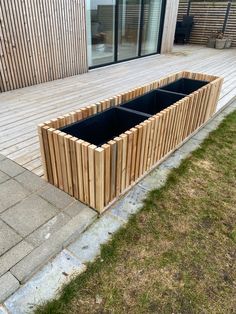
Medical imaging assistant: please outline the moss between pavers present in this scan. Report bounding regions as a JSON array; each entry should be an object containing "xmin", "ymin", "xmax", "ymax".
[{"xmin": 35, "ymin": 110, "xmax": 236, "ymax": 314}]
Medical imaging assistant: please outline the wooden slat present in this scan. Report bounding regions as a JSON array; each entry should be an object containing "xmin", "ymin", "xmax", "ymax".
[
  {"xmin": 88, "ymin": 144, "xmax": 96, "ymax": 209},
  {"xmin": 0, "ymin": 0, "xmax": 88, "ymax": 92},
  {"xmin": 178, "ymin": 1, "xmax": 236, "ymax": 47},
  {"xmin": 161, "ymin": 0, "xmax": 180, "ymax": 53},
  {"xmin": 95, "ymin": 147, "xmax": 105, "ymax": 212}
]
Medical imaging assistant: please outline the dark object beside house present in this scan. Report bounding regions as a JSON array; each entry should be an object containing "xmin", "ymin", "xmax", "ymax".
[
  {"xmin": 60, "ymin": 107, "xmax": 149, "ymax": 146},
  {"xmin": 160, "ymin": 78, "xmax": 208, "ymax": 94},
  {"xmin": 175, "ymin": 15, "xmax": 194, "ymax": 44},
  {"xmin": 121, "ymin": 89, "xmax": 186, "ymax": 115}
]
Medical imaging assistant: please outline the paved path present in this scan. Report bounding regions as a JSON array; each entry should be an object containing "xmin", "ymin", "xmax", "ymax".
[
  {"xmin": 0, "ymin": 97, "xmax": 235, "ymax": 313},
  {"xmin": 0, "ymin": 157, "xmax": 97, "ymax": 303}
]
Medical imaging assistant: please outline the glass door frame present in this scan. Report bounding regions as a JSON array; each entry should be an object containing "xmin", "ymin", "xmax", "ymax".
[{"xmin": 89, "ymin": 0, "xmax": 167, "ymax": 69}]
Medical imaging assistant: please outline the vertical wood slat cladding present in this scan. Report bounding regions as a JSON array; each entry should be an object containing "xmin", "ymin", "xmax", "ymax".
[
  {"xmin": 161, "ymin": 0, "xmax": 180, "ymax": 53},
  {"xmin": 0, "ymin": 0, "xmax": 88, "ymax": 93},
  {"xmin": 38, "ymin": 71, "xmax": 223, "ymax": 213},
  {"xmin": 178, "ymin": 0, "xmax": 236, "ymax": 47},
  {"xmin": 225, "ymin": 2, "xmax": 236, "ymax": 46}
]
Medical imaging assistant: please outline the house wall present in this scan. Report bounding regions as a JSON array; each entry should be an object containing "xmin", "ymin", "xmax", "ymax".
[
  {"xmin": 161, "ymin": 0, "xmax": 180, "ymax": 53},
  {"xmin": 0, "ymin": 0, "xmax": 88, "ymax": 92},
  {"xmin": 178, "ymin": 0, "xmax": 236, "ymax": 47},
  {"xmin": 0, "ymin": 0, "xmax": 178, "ymax": 93}
]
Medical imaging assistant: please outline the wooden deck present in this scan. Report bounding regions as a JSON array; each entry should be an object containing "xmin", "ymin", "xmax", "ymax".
[{"xmin": 0, "ymin": 45, "xmax": 235, "ymax": 177}]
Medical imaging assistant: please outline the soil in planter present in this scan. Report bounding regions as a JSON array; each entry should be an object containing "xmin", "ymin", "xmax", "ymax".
[
  {"xmin": 60, "ymin": 107, "xmax": 149, "ymax": 146},
  {"xmin": 160, "ymin": 78, "xmax": 208, "ymax": 95},
  {"xmin": 121, "ymin": 89, "xmax": 186, "ymax": 115}
]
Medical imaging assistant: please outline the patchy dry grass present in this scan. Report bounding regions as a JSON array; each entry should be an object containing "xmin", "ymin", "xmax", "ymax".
[{"xmin": 36, "ymin": 110, "xmax": 236, "ymax": 314}]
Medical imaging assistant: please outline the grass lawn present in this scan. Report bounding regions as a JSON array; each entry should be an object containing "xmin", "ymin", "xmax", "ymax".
[{"xmin": 36, "ymin": 110, "xmax": 236, "ymax": 314}]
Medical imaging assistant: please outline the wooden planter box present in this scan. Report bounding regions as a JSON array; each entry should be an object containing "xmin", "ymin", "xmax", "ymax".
[{"xmin": 38, "ymin": 71, "xmax": 223, "ymax": 213}]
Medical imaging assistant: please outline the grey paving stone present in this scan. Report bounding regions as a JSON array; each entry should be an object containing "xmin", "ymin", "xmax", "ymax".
[
  {"xmin": 0, "ymin": 159, "xmax": 24, "ymax": 177},
  {"xmin": 11, "ymin": 208, "xmax": 97, "ymax": 283},
  {"xmin": 0, "ymin": 155, "xmax": 6, "ymax": 162},
  {"xmin": 0, "ymin": 241, "xmax": 33, "ymax": 277},
  {"xmin": 63, "ymin": 200, "xmax": 90, "ymax": 218},
  {"xmin": 0, "ymin": 305, "xmax": 9, "ymax": 314},
  {"xmin": 5, "ymin": 250, "xmax": 86, "ymax": 314},
  {"xmin": 0, "ymin": 272, "xmax": 19, "ymax": 303},
  {"xmin": 0, "ymin": 221, "xmax": 22, "ymax": 256},
  {"xmin": 0, "ymin": 171, "xmax": 10, "ymax": 184},
  {"xmin": 1, "ymin": 195, "xmax": 58, "ymax": 237},
  {"xmin": 68, "ymin": 213, "xmax": 124, "ymax": 263},
  {"xmin": 26, "ymin": 212, "xmax": 71, "ymax": 247},
  {"xmin": 38, "ymin": 185, "xmax": 74, "ymax": 210},
  {"xmin": 0, "ymin": 180, "xmax": 30, "ymax": 213},
  {"xmin": 15, "ymin": 171, "xmax": 47, "ymax": 192}
]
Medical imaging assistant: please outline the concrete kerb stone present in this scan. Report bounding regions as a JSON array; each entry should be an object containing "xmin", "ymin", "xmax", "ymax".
[
  {"xmin": 68, "ymin": 213, "xmax": 125, "ymax": 264},
  {"xmin": 5, "ymin": 251, "xmax": 86, "ymax": 314}
]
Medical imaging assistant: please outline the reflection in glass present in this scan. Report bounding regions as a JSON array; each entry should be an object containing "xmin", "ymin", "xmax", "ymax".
[
  {"xmin": 141, "ymin": 0, "xmax": 163, "ymax": 56},
  {"xmin": 118, "ymin": 0, "xmax": 141, "ymax": 61},
  {"xmin": 86, "ymin": 0, "xmax": 115, "ymax": 66}
]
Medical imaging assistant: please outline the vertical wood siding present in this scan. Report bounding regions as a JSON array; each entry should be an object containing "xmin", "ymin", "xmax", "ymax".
[
  {"xmin": 178, "ymin": 0, "xmax": 236, "ymax": 47},
  {"xmin": 225, "ymin": 1, "xmax": 236, "ymax": 45},
  {"xmin": 161, "ymin": 0, "xmax": 180, "ymax": 53},
  {"xmin": 0, "ymin": 0, "xmax": 88, "ymax": 93}
]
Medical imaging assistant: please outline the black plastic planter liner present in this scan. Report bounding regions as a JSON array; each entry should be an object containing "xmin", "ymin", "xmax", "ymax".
[
  {"xmin": 160, "ymin": 78, "xmax": 208, "ymax": 94},
  {"xmin": 121, "ymin": 89, "xmax": 186, "ymax": 115},
  {"xmin": 60, "ymin": 107, "xmax": 149, "ymax": 146},
  {"xmin": 59, "ymin": 78, "xmax": 209, "ymax": 147}
]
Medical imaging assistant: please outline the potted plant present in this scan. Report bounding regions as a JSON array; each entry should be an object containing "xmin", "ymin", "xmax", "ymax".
[
  {"xmin": 225, "ymin": 37, "xmax": 232, "ymax": 49},
  {"xmin": 215, "ymin": 31, "xmax": 227, "ymax": 49},
  {"xmin": 207, "ymin": 31, "xmax": 217, "ymax": 48}
]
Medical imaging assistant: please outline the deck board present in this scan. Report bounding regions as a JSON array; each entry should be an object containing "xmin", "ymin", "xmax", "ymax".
[{"xmin": 0, "ymin": 45, "xmax": 235, "ymax": 176}]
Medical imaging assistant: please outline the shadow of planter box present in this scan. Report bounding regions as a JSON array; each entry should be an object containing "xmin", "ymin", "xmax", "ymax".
[
  {"xmin": 160, "ymin": 78, "xmax": 208, "ymax": 94},
  {"xmin": 38, "ymin": 71, "xmax": 223, "ymax": 213},
  {"xmin": 121, "ymin": 89, "xmax": 186, "ymax": 115},
  {"xmin": 60, "ymin": 107, "xmax": 150, "ymax": 147}
]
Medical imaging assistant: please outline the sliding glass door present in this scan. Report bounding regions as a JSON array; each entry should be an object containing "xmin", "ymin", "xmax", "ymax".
[
  {"xmin": 141, "ymin": 0, "xmax": 163, "ymax": 56},
  {"xmin": 86, "ymin": 0, "xmax": 115, "ymax": 67},
  {"xmin": 118, "ymin": 0, "xmax": 141, "ymax": 61},
  {"xmin": 86, "ymin": 0, "xmax": 165, "ymax": 68}
]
